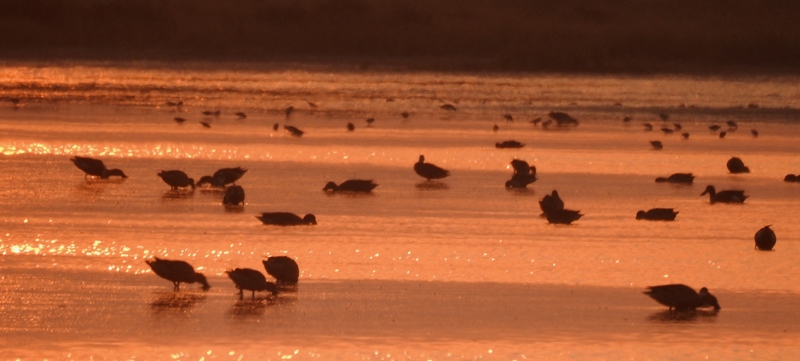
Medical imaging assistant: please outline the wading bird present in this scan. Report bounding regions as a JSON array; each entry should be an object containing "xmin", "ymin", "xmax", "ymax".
[
  {"xmin": 145, "ymin": 258, "xmax": 210, "ymax": 291},
  {"xmin": 643, "ymin": 284, "xmax": 720, "ymax": 311}
]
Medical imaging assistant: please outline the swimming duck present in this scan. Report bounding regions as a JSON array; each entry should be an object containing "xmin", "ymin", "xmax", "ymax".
[
  {"xmin": 255, "ymin": 212, "xmax": 317, "ymax": 226},
  {"xmin": 323, "ymin": 179, "xmax": 378, "ymax": 192},
  {"xmin": 700, "ymin": 185, "xmax": 748, "ymax": 204},
  {"xmin": 636, "ymin": 208, "xmax": 678, "ymax": 221},
  {"xmin": 655, "ymin": 173, "xmax": 694, "ymax": 184},
  {"xmin": 414, "ymin": 155, "xmax": 450, "ymax": 180},
  {"xmin": 226, "ymin": 268, "xmax": 279, "ymax": 300},
  {"xmin": 223, "ymin": 185, "xmax": 245, "ymax": 206},
  {"xmin": 197, "ymin": 167, "xmax": 247, "ymax": 187},
  {"xmin": 545, "ymin": 208, "xmax": 583, "ymax": 225},
  {"xmin": 145, "ymin": 258, "xmax": 210, "ymax": 291},
  {"xmin": 496, "ymin": 140, "xmax": 525, "ymax": 149},
  {"xmin": 157, "ymin": 170, "xmax": 195, "ymax": 190},
  {"xmin": 539, "ymin": 190, "xmax": 564, "ymax": 215},
  {"xmin": 754, "ymin": 225, "xmax": 776, "ymax": 251},
  {"xmin": 70, "ymin": 156, "xmax": 128, "ymax": 179},
  {"xmin": 262, "ymin": 256, "xmax": 300, "ymax": 285},
  {"xmin": 643, "ymin": 284, "xmax": 720, "ymax": 311}
]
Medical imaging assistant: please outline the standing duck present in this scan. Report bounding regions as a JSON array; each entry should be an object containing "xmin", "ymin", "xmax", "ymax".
[
  {"xmin": 754, "ymin": 225, "xmax": 777, "ymax": 251},
  {"xmin": 644, "ymin": 284, "xmax": 721, "ymax": 311},
  {"xmin": 636, "ymin": 208, "xmax": 678, "ymax": 221},
  {"xmin": 262, "ymin": 256, "xmax": 300, "ymax": 285},
  {"xmin": 226, "ymin": 268, "xmax": 279, "ymax": 300},
  {"xmin": 323, "ymin": 179, "xmax": 378, "ymax": 192},
  {"xmin": 414, "ymin": 155, "xmax": 450, "ymax": 180},
  {"xmin": 70, "ymin": 156, "xmax": 127, "ymax": 179},
  {"xmin": 700, "ymin": 185, "xmax": 748, "ymax": 204},
  {"xmin": 157, "ymin": 170, "xmax": 195, "ymax": 190},
  {"xmin": 145, "ymin": 258, "xmax": 210, "ymax": 291}
]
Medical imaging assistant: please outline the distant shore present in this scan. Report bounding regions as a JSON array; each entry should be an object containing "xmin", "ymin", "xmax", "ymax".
[{"xmin": 1, "ymin": 0, "xmax": 798, "ymax": 75}]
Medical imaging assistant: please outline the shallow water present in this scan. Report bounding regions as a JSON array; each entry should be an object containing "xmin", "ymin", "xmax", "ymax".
[{"xmin": 1, "ymin": 63, "xmax": 800, "ymax": 359}]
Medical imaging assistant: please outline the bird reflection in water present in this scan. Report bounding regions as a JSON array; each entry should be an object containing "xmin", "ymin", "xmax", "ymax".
[
  {"xmin": 150, "ymin": 292, "xmax": 205, "ymax": 312},
  {"xmin": 415, "ymin": 181, "xmax": 449, "ymax": 190},
  {"xmin": 648, "ymin": 309, "xmax": 719, "ymax": 323},
  {"xmin": 161, "ymin": 189, "xmax": 194, "ymax": 200},
  {"xmin": 229, "ymin": 296, "xmax": 295, "ymax": 316}
]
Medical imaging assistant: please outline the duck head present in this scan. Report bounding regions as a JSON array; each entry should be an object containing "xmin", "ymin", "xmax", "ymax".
[
  {"xmin": 698, "ymin": 287, "xmax": 721, "ymax": 310},
  {"xmin": 195, "ymin": 273, "xmax": 210, "ymax": 291},
  {"xmin": 700, "ymin": 185, "xmax": 716, "ymax": 196},
  {"xmin": 303, "ymin": 214, "xmax": 317, "ymax": 225},
  {"xmin": 322, "ymin": 182, "xmax": 338, "ymax": 191}
]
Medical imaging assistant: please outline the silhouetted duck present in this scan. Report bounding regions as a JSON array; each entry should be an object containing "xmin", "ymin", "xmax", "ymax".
[
  {"xmin": 158, "ymin": 170, "xmax": 195, "ymax": 190},
  {"xmin": 545, "ymin": 209, "xmax": 583, "ymax": 225},
  {"xmin": 262, "ymin": 256, "xmax": 300, "ymax": 285},
  {"xmin": 636, "ymin": 208, "xmax": 678, "ymax": 221},
  {"xmin": 414, "ymin": 155, "xmax": 450, "ymax": 180},
  {"xmin": 548, "ymin": 111, "xmax": 579, "ymax": 126},
  {"xmin": 223, "ymin": 185, "xmax": 245, "ymax": 206},
  {"xmin": 226, "ymin": 268, "xmax": 278, "ymax": 300},
  {"xmin": 754, "ymin": 225, "xmax": 776, "ymax": 251},
  {"xmin": 726, "ymin": 157, "xmax": 750, "ymax": 173},
  {"xmin": 323, "ymin": 179, "xmax": 378, "ymax": 192},
  {"xmin": 401, "ymin": 111, "xmax": 410, "ymax": 119},
  {"xmin": 784, "ymin": 174, "xmax": 799, "ymax": 182},
  {"xmin": 623, "ymin": 116, "xmax": 632, "ymax": 123},
  {"xmin": 70, "ymin": 156, "xmax": 128, "ymax": 179},
  {"xmin": 655, "ymin": 173, "xmax": 694, "ymax": 184},
  {"xmin": 539, "ymin": 190, "xmax": 564, "ymax": 215},
  {"xmin": 650, "ymin": 141, "xmax": 663, "ymax": 150},
  {"xmin": 347, "ymin": 122, "xmax": 355, "ymax": 131},
  {"xmin": 197, "ymin": 167, "xmax": 247, "ymax": 187},
  {"xmin": 506, "ymin": 159, "xmax": 536, "ymax": 188},
  {"xmin": 145, "ymin": 258, "xmax": 210, "ymax": 291},
  {"xmin": 285, "ymin": 125, "xmax": 304, "ymax": 137},
  {"xmin": 643, "ymin": 284, "xmax": 720, "ymax": 311},
  {"xmin": 256, "ymin": 212, "xmax": 317, "ymax": 226},
  {"xmin": 496, "ymin": 140, "xmax": 525, "ymax": 149},
  {"xmin": 701, "ymin": 185, "xmax": 748, "ymax": 204}
]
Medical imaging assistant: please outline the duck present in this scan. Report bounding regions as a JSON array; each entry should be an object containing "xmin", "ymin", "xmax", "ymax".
[
  {"xmin": 539, "ymin": 190, "xmax": 564, "ymax": 215},
  {"xmin": 414, "ymin": 155, "xmax": 450, "ymax": 180},
  {"xmin": 347, "ymin": 122, "xmax": 355, "ymax": 131},
  {"xmin": 700, "ymin": 185, "xmax": 748, "ymax": 204},
  {"xmin": 636, "ymin": 208, "xmax": 678, "ymax": 221},
  {"xmin": 145, "ymin": 258, "xmax": 210, "ymax": 291},
  {"xmin": 70, "ymin": 156, "xmax": 128, "ymax": 179},
  {"xmin": 643, "ymin": 284, "xmax": 721, "ymax": 311},
  {"xmin": 545, "ymin": 209, "xmax": 583, "ymax": 225},
  {"xmin": 783, "ymin": 174, "xmax": 798, "ymax": 182},
  {"xmin": 323, "ymin": 179, "xmax": 378, "ymax": 192},
  {"xmin": 226, "ymin": 268, "xmax": 278, "ymax": 300},
  {"xmin": 506, "ymin": 159, "xmax": 536, "ymax": 188},
  {"xmin": 440, "ymin": 104, "xmax": 457, "ymax": 111},
  {"xmin": 650, "ymin": 140, "xmax": 663, "ymax": 150},
  {"xmin": 157, "ymin": 170, "xmax": 195, "ymax": 190},
  {"xmin": 255, "ymin": 212, "xmax": 317, "ymax": 226},
  {"xmin": 655, "ymin": 173, "xmax": 694, "ymax": 184},
  {"xmin": 234, "ymin": 112, "xmax": 247, "ymax": 119},
  {"xmin": 284, "ymin": 125, "xmax": 304, "ymax": 137},
  {"xmin": 495, "ymin": 140, "xmax": 525, "ymax": 149},
  {"xmin": 197, "ymin": 167, "xmax": 247, "ymax": 187},
  {"xmin": 754, "ymin": 225, "xmax": 776, "ymax": 251},
  {"xmin": 262, "ymin": 256, "xmax": 300, "ymax": 285},
  {"xmin": 223, "ymin": 185, "xmax": 245, "ymax": 206},
  {"xmin": 548, "ymin": 111, "xmax": 579, "ymax": 126}
]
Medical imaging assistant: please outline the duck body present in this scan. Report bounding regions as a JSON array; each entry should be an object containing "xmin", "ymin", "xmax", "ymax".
[
  {"xmin": 754, "ymin": 225, "xmax": 776, "ymax": 251},
  {"xmin": 727, "ymin": 157, "xmax": 750, "ymax": 173},
  {"xmin": 158, "ymin": 170, "xmax": 195, "ymax": 190},
  {"xmin": 145, "ymin": 258, "xmax": 210, "ymax": 291},
  {"xmin": 71, "ymin": 156, "xmax": 128, "ymax": 179},
  {"xmin": 545, "ymin": 208, "xmax": 583, "ymax": 225},
  {"xmin": 226, "ymin": 268, "xmax": 279, "ymax": 300},
  {"xmin": 262, "ymin": 256, "xmax": 300, "ymax": 285},
  {"xmin": 655, "ymin": 173, "xmax": 694, "ymax": 184},
  {"xmin": 644, "ymin": 284, "xmax": 721, "ymax": 311},
  {"xmin": 323, "ymin": 179, "xmax": 378, "ymax": 192},
  {"xmin": 539, "ymin": 190, "xmax": 564, "ymax": 215},
  {"xmin": 285, "ymin": 125, "xmax": 304, "ymax": 137},
  {"xmin": 256, "ymin": 212, "xmax": 317, "ymax": 226},
  {"xmin": 414, "ymin": 155, "xmax": 450, "ymax": 180},
  {"xmin": 701, "ymin": 185, "xmax": 748, "ymax": 204},
  {"xmin": 197, "ymin": 167, "xmax": 247, "ymax": 187},
  {"xmin": 636, "ymin": 208, "xmax": 678, "ymax": 221},
  {"xmin": 223, "ymin": 185, "xmax": 245, "ymax": 206}
]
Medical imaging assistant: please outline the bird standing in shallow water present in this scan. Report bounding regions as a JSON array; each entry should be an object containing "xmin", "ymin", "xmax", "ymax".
[
  {"xmin": 145, "ymin": 258, "xmax": 210, "ymax": 291},
  {"xmin": 70, "ymin": 156, "xmax": 128, "ymax": 179},
  {"xmin": 414, "ymin": 155, "xmax": 450, "ymax": 181},
  {"xmin": 197, "ymin": 167, "xmax": 247, "ymax": 188},
  {"xmin": 158, "ymin": 170, "xmax": 195, "ymax": 190},
  {"xmin": 262, "ymin": 256, "xmax": 300, "ymax": 285},
  {"xmin": 496, "ymin": 140, "xmax": 525, "ymax": 149},
  {"xmin": 754, "ymin": 225, "xmax": 776, "ymax": 251},
  {"xmin": 643, "ymin": 284, "xmax": 720, "ymax": 311},
  {"xmin": 226, "ymin": 268, "xmax": 279, "ymax": 300}
]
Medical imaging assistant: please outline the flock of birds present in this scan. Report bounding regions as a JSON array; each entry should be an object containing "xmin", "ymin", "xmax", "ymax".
[{"xmin": 65, "ymin": 102, "xmax": 793, "ymax": 312}]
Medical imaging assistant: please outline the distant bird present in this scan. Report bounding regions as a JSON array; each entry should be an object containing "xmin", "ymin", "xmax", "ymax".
[
  {"xmin": 306, "ymin": 101, "xmax": 318, "ymax": 109},
  {"xmin": 285, "ymin": 125, "xmax": 304, "ymax": 137},
  {"xmin": 199, "ymin": 121, "xmax": 211, "ymax": 128},
  {"xmin": 262, "ymin": 256, "xmax": 300, "ymax": 285},
  {"xmin": 197, "ymin": 167, "xmax": 247, "ymax": 187},
  {"xmin": 719, "ymin": 131, "xmax": 727, "ymax": 139},
  {"xmin": 541, "ymin": 119, "xmax": 553, "ymax": 129},
  {"xmin": 681, "ymin": 132, "xmax": 690, "ymax": 139},
  {"xmin": 531, "ymin": 117, "xmax": 542, "ymax": 126},
  {"xmin": 414, "ymin": 155, "xmax": 450, "ymax": 180},
  {"xmin": 726, "ymin": 120, "xmax": 738, "ymax": 130},
  {"xmin": 701, "ymin": 185, "xmax": 748, "ymax": 204},
  {"xmin": 173, "ymin": 117, "xmax": 187, "ymax": 124},
  {"xmin": 539, "ymin": 190, "xmax": 564, "ymax": 215},
  {"xmin": 255, "ymin": 212, "xmax": 317, "ymax": 226},
  {"xmin": 323, "ymin": 179, "xmax": 378, "ymax": 192},
  {"xmin": 285, "ymin": 106, "xmax": 295, "ymax": 118},
  {"xmin": 784, "ymin": 174, "xmax": 799, "ymax": 182},
  {"xmin": 655, "ymin": 173, "xmax": 694, "ymax": 184},
  {"xmin": 347, "ymin": 122, "xmax": 355, "ymax": 131},
  {"xmin": 493, "ymin": 124, "xmax": 499, "ymax": 132},
  {"xmin": 158, "ymin": 170, "xmax": 195, "ymax": 190},
  {"xmin": 226, "ymin": 268, "xmax": 278, "ymax": 300},
  {"xmin": 503, "ymin": 114, "xmax": 513, "ymax": 122},
  {"xmin": 650, "ymin": 140, "xmax": 663, "ymax": 150},
  {"xmin": 545, "ymin": 209, "xmax": 583, "ymax": 225},
  {"xmin": 754, "ymin": 225, "xmax": 776, "ymax": 251},
  {"xmin": 165, "ymin": 100, "xmax": 183, "ymax": 108},
  {"xmin": 660, "ymin": 127, "xmax": 674, "ymax": 135},
  {"xmin": 726, "ymin": 157, "xmax": 750, "ymax": 173},
  {"xmin": 145, "ymin": 258, "xmax": 210, "ymax": 291},
  {"xmin": 401, "ymin": 111, "xmax": 410, "ymax": 119},
  {"xmin": 673, "ymin": 123, "xmax": 682, "ymax": 131},
  {"xmin": 505, "ymin": 159, "xmax": 536, "ymax": 188},
  {"xmin": 440, "ymin": 104, "xmax": 457, "ymax": 111},
  {"xmin": 495, "ymin": 140, "xmax": 525, "ymax": 149},
  {"xmin": 658, "ymin": 112, "xmax": 669, "ymax": 121},
  {"xmin": 636, "ymin": 208, "xmax": 678, "ymax": 221},
  {"xmin": 548, "ymin": 111, "xmax": 579, "ymax": 126},
  {"xmin": 70, "ymin": 156, "xmax": 128, "ymax": 179},
  {"xmin": 366, "ymin": 118, "xmax": 375, "ymax": 126},
  {"xmin": 751, "ymin": 129, "xmax": 759, "ymax": 138},
  {"xmin": 643, "ymin": 123, "xmax": 653, "ymax": 131},
  {"xmin": 201, "ymin": 110, "xmax": 220, "ymax": 117},
  {"xmin": 643, "ymin": 284, "xmax": 720, "ymax": 311},
  {"xmin": 709, "ymin": 124, "xmax": 721, "ymax": 132},
  {"xmin": 623, "ymin": 116, "xmax": 632, "ymax": 123},
  {"xmin": 223, "ymin": 185, "xmax": 245, "ymax": 206},
  {"xmin": 272, "ymin": 123, "xmax": 279, "ymax": 131},
  {"xmin": 235, "ymin": 112, "xmax": 247, "ymax": 119}
]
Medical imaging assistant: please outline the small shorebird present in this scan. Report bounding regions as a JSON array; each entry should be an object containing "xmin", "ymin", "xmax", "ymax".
[
  {"xmin": 655, "ymin": 173, "xmax": 694, "ymax": 184},
  {"xmin": 234, "ymin": 112, "xmax": 247, "ymax": 119},
  {"xmin": 636, "ymin": 208, "xmax": 678, "ymax": 221},
  {"xmin": 145, "ymin": 258, "xmax": 210, "ymax": 291},
  {"xmin": 495, "ymin": 140, "xmax": 525, "ymax": 149},
  {"xmin": 173, "ymin": 117, "xmax": 187, "ymax": 124},
  {"xmin": 197, "ymin": 167, "xmax": 247, "ymax": 187}
]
